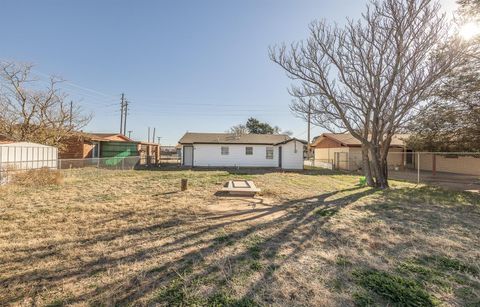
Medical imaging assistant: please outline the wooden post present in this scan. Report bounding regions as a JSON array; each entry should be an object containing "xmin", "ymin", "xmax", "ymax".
[
  {"xmin": 432, "ymin": 154, "xmax": 436, "ymax": 176},
  {"xmin": 417, "ymin": 152, "xmax": 420, "ymax": 184},
  {"xmin": 181, "ymin": 179, "xmax": 188, "ymax": 191}
]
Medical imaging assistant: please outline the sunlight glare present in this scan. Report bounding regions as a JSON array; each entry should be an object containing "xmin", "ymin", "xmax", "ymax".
[{"xmin": 460, "ymin": 22, "xmax": 480, "ymax": 40}]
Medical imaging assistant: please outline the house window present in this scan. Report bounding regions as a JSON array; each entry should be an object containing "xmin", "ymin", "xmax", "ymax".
[
  {"xmin": 221, "ymin": 146, "xmax": 229, "ymax": 155},
  {"xmin": 266, "ymin": 147, "xmax": 274, "ymax": 159},
  {"xmin": 245, "ymin": 147, "xmax": 253, "ymax": 155}
]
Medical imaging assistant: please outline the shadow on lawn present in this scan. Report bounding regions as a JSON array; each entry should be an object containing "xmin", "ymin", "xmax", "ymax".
[
  {"xmin": 95, "ymin": 186, "xmax": 375, "ymax": 306},
  {"xmin": 1, "ymin": 186, "xmax": 372, "ymax": 306},
  {"xmin": 6, "ymin": 185, "xmax": 478, "ymax": 305},
  {"xmin": 359, "ymin": 187, "xmax": 480, "ymax": 251}
]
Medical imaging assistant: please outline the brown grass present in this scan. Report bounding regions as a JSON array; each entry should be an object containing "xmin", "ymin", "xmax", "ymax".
[
  {"xmin": 10, "ymin": 168, "xmax": 63, "ymax": 187},
  {"xmin": 0, "ymin": 168, "xmax": 479, "ymax": 306}
]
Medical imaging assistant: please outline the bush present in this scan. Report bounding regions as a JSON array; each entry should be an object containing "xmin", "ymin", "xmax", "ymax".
[{"xmin": 11, "ymin": 168, "xmax": 63, "ymax": 186}]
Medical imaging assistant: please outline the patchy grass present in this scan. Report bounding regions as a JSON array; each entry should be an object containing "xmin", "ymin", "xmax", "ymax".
[
  {"xmin": 0, "ymin": 168, "xmax": 479, "ymax": 306},
  {"xmin": 353, "ymin": 269, "xmax": 437, "ymax": 306}
]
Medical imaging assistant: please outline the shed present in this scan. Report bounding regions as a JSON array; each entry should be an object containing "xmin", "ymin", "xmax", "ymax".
[{"xmin": 0, "ymin": 142, "xmax": 58, "ymax": 182}]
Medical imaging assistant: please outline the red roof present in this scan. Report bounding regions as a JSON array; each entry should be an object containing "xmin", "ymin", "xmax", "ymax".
[
  {"xmin": 83, "ymin": 133, "xmax": 136, "ymax": 142},
  {"xmin": 312, "ymin": 133, "xmax": 409, "ymax": 147},
  {"xmin": 0, "ymin": 134, "xmax": 14, "ymax": 144}
]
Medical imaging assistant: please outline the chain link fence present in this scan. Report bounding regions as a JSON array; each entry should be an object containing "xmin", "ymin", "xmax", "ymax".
[
  {"xmin": 306, "ymin": 151, "xmax": 480, "ymax": 192},
  {"xmin": 0, "ymin": 155, "xmax": 160, "ymax": 184}
]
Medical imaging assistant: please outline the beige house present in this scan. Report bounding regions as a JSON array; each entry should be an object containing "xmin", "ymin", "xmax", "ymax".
[
  {"xmin": 311, "ymin": 133, "xmax": 480, "ymax": 176},
  {"xmin": 311, "ymin": 133, "xmax": 412, "ymax": 171}
]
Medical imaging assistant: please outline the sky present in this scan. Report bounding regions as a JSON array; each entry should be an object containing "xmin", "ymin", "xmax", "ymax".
[{"xmin": 0, "ymin": 0, "xmax": 458, "ymax": 145}]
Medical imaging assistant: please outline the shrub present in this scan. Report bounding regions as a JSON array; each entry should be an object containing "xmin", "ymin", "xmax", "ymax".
[{"xmin": 11, "ymin": 168, "xmax": 63, "ymax": 186}]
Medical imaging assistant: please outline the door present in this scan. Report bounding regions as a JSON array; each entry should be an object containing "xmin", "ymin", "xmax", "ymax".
[
  {"xmin": 91, "ymin": 142, "xmax": 100, "ymax": 158},
  {"xmin": 278, "ymin": 146, "xmax": 282, "ymax": 168},
  {"xmin": 183, "ymin": 146, "xmax": 193, "ymax": 167}
]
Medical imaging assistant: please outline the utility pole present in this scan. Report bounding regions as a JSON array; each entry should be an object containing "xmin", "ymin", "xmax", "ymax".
[
  {"xmin": 307, "ymin": 99, "xmax": 312, "ymax": 158},
  {"xmin": 69, "ymin": 101, "xmax": 73, "ymax": 127},
  {"xmin": 120, "ymin": 93, "xmax": 125, "ymax": 134},
  {"xmin": 148, "ymin": 127, "xmax": 150, "ymax": 143},
  {"xmin": 152, "ymin": 127, "xmax": 156, "ymax": 143},
  {"xmin": 128, "ymin": 130, "xmax": 132, "ymax": 138},
  {"xmin": 123, "ymin": 100, "xmax": 128, "ymax": 135}
]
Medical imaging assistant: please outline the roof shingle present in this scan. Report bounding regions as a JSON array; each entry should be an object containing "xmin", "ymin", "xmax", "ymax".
[
  {"xmin": 179, "ymin": 132, "xmax": 292, "ymax": 145},
  {"xmin": 313, "ymin": 133, "xmax": 409, "ymax": 147}
]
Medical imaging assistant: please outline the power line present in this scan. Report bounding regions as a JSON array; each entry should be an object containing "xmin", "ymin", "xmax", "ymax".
[{"xmin": 0, "ymin": 59, "xmax": 120, "ymax": 108}]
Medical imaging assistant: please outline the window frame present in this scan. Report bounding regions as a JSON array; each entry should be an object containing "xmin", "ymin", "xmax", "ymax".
[
  {"xmin": 245, "ymin": 146, "xmax": 253, "ymax": 155},
  {"xmin": 266, "ymin": 147, "xmax": 274, "ymax": 159},
  {"xmin": 221, "ymin": 146, "xmax": 229, "ymax": 155}
]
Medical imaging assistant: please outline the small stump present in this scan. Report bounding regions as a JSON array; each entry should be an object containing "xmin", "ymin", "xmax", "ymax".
[{"xmin": 181, "ymin": 179, "xmax": 188, "ymax": 191}]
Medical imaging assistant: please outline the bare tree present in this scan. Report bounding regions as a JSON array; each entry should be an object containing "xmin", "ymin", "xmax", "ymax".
[
  {"xmin": 270, "ymin": 0, "xmax": 463, "ymax": 188},
  {"xmin": 0, "ymin": 62, "xmax": 91, "ymax": 147},
  {"xmin": 228, "ymin": 124, "xmax": 249, "ymax": 136}
]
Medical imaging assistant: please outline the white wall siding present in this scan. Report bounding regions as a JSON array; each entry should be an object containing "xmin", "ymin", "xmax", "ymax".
[
  {"xmin": 0, "ymin": 142, "xmax": 58, "ymax": 171},
  {"xmin": 192, "ymin": 144, "xmax": 279, "ymax": 167},
  {"xmin": 280, "ymin": 140, "xmax": 304, "ymax": 170}
]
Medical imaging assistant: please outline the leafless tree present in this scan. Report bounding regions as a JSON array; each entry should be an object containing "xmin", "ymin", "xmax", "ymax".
[
  {"xmin": 0, "ymin": 62, "xmax": 92, "ymax": 147},
  {"xmin": 270, "ymin": 0, "xmax": 464, "ymax": 188},
  {"xmin": 228, "ymin": 124, "xmax": 249, "ymax": 136}
]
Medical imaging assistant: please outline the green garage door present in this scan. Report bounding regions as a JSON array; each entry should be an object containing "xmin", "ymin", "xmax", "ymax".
[{"xmin": 100, "ymin": 142, "xmax": 138, "ymax": 166}]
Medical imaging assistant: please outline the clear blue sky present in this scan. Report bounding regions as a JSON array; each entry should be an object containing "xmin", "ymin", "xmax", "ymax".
[{"xmin": 0, "ymin": 0, "xmax": 457, "ymax": 145}]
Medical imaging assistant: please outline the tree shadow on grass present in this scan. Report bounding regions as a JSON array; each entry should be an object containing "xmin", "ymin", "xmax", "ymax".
[{"xmin": 1, "ymin": 186, "xmax": 376, "ymax": 306}]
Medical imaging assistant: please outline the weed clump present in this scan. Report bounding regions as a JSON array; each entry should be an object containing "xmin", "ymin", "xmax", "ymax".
[
  {"xmin": 352, "ymin": 291, "xmax": 377, "ymax": 307},
  {"xmin": 353, "ymin": 269, "xmax": 436, "ymax": 306},
  {"xmin": 208, "ymin": 292, "xmax": 259, "ymax": 307},
  {"xmin": 11, "ymin": 168, "xmax": 63, "ymax": 186},
  {"xmin": 315, "ymin": 207, "xmax": 338, "ymax": 217},
  {"xmin": 418, "ymin": 255, "xmax": 479, "ymax": 275}
]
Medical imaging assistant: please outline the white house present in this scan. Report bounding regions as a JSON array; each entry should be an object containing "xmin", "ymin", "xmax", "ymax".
[{"xmin": 178, "ymin": 132, "xmax": 306, "ymax": 170}]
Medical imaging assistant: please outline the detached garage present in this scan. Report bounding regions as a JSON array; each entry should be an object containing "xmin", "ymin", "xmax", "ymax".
[{"xmin": 178, "ymin": 132, "xmax": 306, "ymax": 170}]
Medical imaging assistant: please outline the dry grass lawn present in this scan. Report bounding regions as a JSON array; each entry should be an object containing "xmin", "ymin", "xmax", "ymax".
[{"xmin": 0, "ymin": 168, "xmax": 479, "ymax": 306}]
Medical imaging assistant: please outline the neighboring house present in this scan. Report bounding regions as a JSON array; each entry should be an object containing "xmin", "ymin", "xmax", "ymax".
[
  {"xmin": 178, "ymin": 132, "xmax": 306, "ymax": 170},
  {"xmin": 311, "ymin": 133, "xmax": 480, "ymax": 176},
  {"xmin": 311, "ymin": 133, "xmax": 411, "ymax": 171},
  {"xmin": 59, "ymin": 133, "xmax": 139, "ymax": 159}
]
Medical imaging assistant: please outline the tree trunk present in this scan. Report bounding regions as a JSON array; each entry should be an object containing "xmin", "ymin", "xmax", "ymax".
[
  {"xmin": 369, "ymin": 146, "xmax": 389, "ymax": 189},
  {"xmin": 361, "ymin": 145, "xmax": 375, "ymax": 187},
  {"xmin": 379, "ymin": 157, "xmax": 390, "ymax": 189}
]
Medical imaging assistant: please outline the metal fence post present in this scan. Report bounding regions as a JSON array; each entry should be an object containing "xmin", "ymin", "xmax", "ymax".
[
  {"xmin": 417, "ymin": 152, "xmax": 420, "ymax": 184},
  {"xmin": 122, "ymin": 157, "xmax": 125, "ymax": 170}
]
